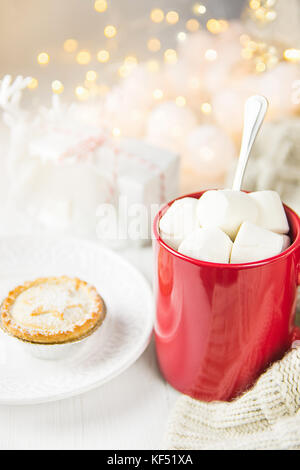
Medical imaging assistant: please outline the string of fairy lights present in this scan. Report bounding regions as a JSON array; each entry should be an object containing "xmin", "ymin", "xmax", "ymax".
[
  {"xmin": 26, "ymin": 1, "xmax": 228, "ymax": 100},
  {"xmin": 26, "ymin": 0, "xmax": 300, "ymax": 106}
]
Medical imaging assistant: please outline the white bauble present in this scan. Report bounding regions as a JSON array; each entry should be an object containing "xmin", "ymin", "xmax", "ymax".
[
  {"xmin": 212, "ymin": 87, "xmax": 249, "ymax": 136},
  {"xmin": 104, "ymin": 65, "xmax": 165, "ymax": 137},
  {"xmin": 121, "ymin": 65, "xmax": 165, "ymax": 108},
  {"xmin": 164, "ymin": 60, "xmax": 206, "ymax": 97},
  {"xmin": 258, "ymin": 63, "xmax": 300, "ymax": 119},
  {"xmin": 219, "ymin": 21, "xmax": 245, "ymax": 43},
  {"xmin": 146, "ymin": 102, "xmax": 197, "ymax": 153},
  {"xmin": 104, "ymin": 87, "xmax": 149, "ymax": 137},
  {"xmin": 179, "ymin": 31, "xmax": 216, "ymax": 73},
  {"xmin": 184, "ymin": 125, "xmax": 237, "ymax": 179}
]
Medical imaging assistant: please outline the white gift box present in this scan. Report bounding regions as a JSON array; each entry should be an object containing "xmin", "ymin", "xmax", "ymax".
[
  {"xmin": 25, "ymin": 129, "xmax": 179, "ymax": 245},
  {"xmin": 0, "ymin": 81, "xmax": 179, "ymax": 245},
  {"xmin": 95, "ymin": 138, "xmax": 179, "ymax": 243}
]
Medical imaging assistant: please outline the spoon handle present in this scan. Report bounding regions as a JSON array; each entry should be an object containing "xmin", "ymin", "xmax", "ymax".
[{"xmin": 232, "ymin": 95, "xmax": 268, "ymax": 191}]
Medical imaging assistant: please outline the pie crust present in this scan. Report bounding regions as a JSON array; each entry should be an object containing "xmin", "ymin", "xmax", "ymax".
[{"xmin": 0, "ymin": 276, "xmax": 106, "ymax": 344}]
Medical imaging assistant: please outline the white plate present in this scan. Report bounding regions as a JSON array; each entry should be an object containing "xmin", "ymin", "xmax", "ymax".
[{"xmin": 0, "ymin": 236, "xmax": 154, "ymax": 405}]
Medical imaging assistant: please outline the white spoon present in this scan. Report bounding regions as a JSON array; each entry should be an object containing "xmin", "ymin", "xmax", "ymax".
[{"xmin": 232, "ymin": 95, "xmax": 268, "ymax": 191}]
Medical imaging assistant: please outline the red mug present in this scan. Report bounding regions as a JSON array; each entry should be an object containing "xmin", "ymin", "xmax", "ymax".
[{"xmin": 153, "ymin": 191, "xmax": 300, "ymax": 402}]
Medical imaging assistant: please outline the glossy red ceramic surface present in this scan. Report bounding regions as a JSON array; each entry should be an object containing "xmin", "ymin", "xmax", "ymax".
[{"xmin": 153, "ymin": 191, "xmax": 300, "ymax": 402}]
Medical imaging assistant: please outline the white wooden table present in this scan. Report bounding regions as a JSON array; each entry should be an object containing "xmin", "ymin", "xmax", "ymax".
[{"xmin": 0, "ymin": 246, "xmax": 179, "ymax": 450}]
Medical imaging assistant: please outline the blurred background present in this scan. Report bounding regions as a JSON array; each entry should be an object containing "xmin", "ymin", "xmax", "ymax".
[
  {"xmin": 0, "ymin": 0, "xmax": 246, "ymax": 96},
  {"xmin": 1, "ymin": 0, "xmax": 300, "ymax": 241}
]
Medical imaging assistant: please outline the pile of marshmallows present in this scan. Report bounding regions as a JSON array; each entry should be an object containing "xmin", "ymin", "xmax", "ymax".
[{"xmin": 159, "ymin": 190, "xmax": 291, "ymax": 264}]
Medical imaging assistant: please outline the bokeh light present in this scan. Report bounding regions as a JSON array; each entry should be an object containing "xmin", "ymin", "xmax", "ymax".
[
  {"xmin": 193, "ymin": 3, "xmax": 207, "ymax": 15},
  {"xmin": 75, "ymin": 86, "xmax": 89, "ymax": 100},
  {"xmin": 52, "ymin": 80, "xmax": 64, "ymax": 94},
  {"xmin": 97, "ymin": 49, "xmax": 110, "ymax": 62},
  {"xmin": 147, "ymin": 38, "xmax": 161, "ymax": 52},
  {"xmin": 153, "ymin": 88, "xmax": 164, "ymax": 100},
  {"xmin": 37, "ymin": 52, "xmax": 50, "ymax": 65},
  {"xmin": 63, "ymin": 39, "xmax": 78, "ymax": 53},
  {"xmin": 104, "ymin": 25, "xmax": 117, "ymax": 38},
  {"xmin": 76, "ymin": 50, "xmax": 91, "ymax": 65},
  {"xmin": 175, "ymin": 96, "xmax": 186, "ymax": 107},
  {"xmin": 150, "ymin": 8, "xmax": 164, "ymax": 23},
  {"xmin": 201, "ymin": 102, "xmax": 212, "ymax": 114},
  {"xmin": 186, "ymin": 19, "xmax": 200, "ymax": 32},
  {"xmin": 27, "ymin": 77, "xmax": 38, "ymax": 89},
  {"xmin": 284, "ymin": 48, "xmax": 300, "ymax": 63},
  {"xmin": 166, "ymin": 11, "xmax": 179, "ymax": 25},
  {"xmin": 86, "ymin": 70, "xmax": 98, "ymax": 81},
  {"xmin": 164, "ymin": 49, "xmax": 178, "ymax": 64},
  {"xmin": 94, "ymin": 0, "xmax": 107, "ymax": 13}
]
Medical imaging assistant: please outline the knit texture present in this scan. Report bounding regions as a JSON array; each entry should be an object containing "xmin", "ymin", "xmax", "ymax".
[{"xmin": 165, "ymin": 346, "xmax": 300, "ymax": 450}]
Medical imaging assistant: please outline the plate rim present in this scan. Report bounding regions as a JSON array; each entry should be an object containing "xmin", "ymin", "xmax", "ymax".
[{"xmin": 0, "ymin": 235, "xmax": 154, "ymax": 406}]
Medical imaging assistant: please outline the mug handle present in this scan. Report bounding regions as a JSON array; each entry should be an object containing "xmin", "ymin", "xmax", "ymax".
[
  {"xmin": 292, "ymin": 327, "xmax": 300, "ymax": 342},
  {"xmin": 293, "ymin": 267, "xmax": 300, "ymax": 343}
]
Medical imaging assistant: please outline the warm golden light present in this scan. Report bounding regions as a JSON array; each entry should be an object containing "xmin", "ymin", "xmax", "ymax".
[
  {"xmin": 265, "ymin": 10, "xmax": 277, "ymax": 21},
  {"xmin": 150, "ymin": 8, "xmax": 164, "ymax": 23},
  {"xmin": 164, "ymin": 49, "xmax": 178, "ymax": 64},
  {"xmin": 177, "ymin": 31, "xmax": 187, "ymax": 42},
  {"xmin": 240, "ymin": 34, "xmax": 250, "ymax": 46},
  {"xmin": 166, "ymin": 11, "xmax": 179, "ymax": 24},
  {"xmin": 104, "ymin": 25, "xmax": 117, "ymax": 38},
  {"xmin": 63, "ymin": 39, "xmax": 78, "ymax": 53},
  {"xmin": 241, "ymin": 48, "xmax": 253, "ymax": 59},
  {"xmin": 249, "ymin": 0, "xmax": 260, "ymax": 9},
  {"xmin": 284, "ymin": 48, "xmax": 300, "ymax": 63},
  {"xmin": 94, "ymin": 0, "xmax": 107, "ymax": 13},
  {"xmin": 255, "ymin": 7, "xmax": 266, "ymax": 20},
  {"xmin": 27, "ymin": 77, "xmax": 38, "ymax": 90},
  {"xmin": 201, "ymin": 102, "xmax": 212, "ymax": 114},
  {"xmin": 124, "ymin": 55, "xmax": 138, "ymax": 65},
  {"xmin": 52, "ymin": 80, "xmax": 64, "ymax": 94},
  {"xmin": 153, "ymin": 88, "xmax": 164, "ymax": 100},
  {"xmin": 219, "ymin": 20, "xmax": 229, "ymax": 32},
  {"xmin": 256, "ymin": 61, "xmax": 266, "ymax": 73},
  {"xmin": 205, "ymin": 49, "xmax": 218, "ymax": 61},
  {"xmin": 118, "ymin": 64, "xmax": 135, "ymax": 78},
  {"xmin": 37, "ymin": 52, "xmax": 50, "ymax": 65},
  {"xmin": 146, "ymin": 60, "xmax": 160, "ymax": 72},
  {"xmin": 193, "ymin": 3, "xmax": 207, "ymax": 15},
  {"xmin": 206, "ymin": 18, "xmax": 229, "ymax": 34},
  {"xmin": 112, "ymin": 127, "xmax": 121, "ymax": 137},
  {"xmin": 75, "ymin": 86, "xmax": 89, "ymax": 100},
  {"xmin": 207, "ymin": 18, "xmax": 221, "ymax": 34},
  {"xmin": 186, "ymin": 19, "xmax": 200, "ymax": 32},
  {"xmin": 97, "ymin": 49, "xmax": 110, "ymax": 62},
  {"xmin": 76, "ymin": 50, "xmax": 91, "ymax": 65},
  {"xmin": 86, "ymin": 70, "xmax": 98, "ymax": 81},
  {"xmin": 175, "ymin": 96, "xmax": 186, "ymax": 107},
  {"xmin": 147, "ymin": 38, "xmax": 161, "ymax": 52}
]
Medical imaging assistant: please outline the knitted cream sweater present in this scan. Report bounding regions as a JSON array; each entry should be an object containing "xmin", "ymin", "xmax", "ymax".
[{"xmin": 165, "ymin": 346, "xmax": 300, "ymax": 450}]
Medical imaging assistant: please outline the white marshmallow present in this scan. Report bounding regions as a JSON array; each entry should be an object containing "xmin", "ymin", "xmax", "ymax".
[
  {"xmin": 282, "ymin": 235, "xmax": 291, "ymax": 252},
  {"xmin": 178, "ymin": 227, "xmax": 233, "ymax": 264},
  {"xmin": 249, "ymin": 190, "xmax": 289, "ymax": 234},
  {"xmin": 230, "ymin": 222, "xmax": 284, "ymax": 264},
  {"xmin": 197, "ymin": 190, "xmax": 259, "ymax": 240},
  {"xmin": 159, "ymin": 197, "xmax": 199, "ymax": 250}
]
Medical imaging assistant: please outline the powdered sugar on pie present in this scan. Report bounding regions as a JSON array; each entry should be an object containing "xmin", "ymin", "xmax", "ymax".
[{"xmin": 1, "ymin": 276, "xmax": 106, "ymax": 344}]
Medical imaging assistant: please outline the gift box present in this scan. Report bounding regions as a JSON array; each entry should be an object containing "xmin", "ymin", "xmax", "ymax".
[
  {"xmin": 94, "ymin": 138, "xmax": 179, "ymax": 245},
  {"xmin": 21, "ymin": 124, "xmax": 179, "ymax": 245},
  {"xmin": 0, "ymin": 81, "xmax": 179, "ymax": 245}
]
